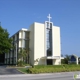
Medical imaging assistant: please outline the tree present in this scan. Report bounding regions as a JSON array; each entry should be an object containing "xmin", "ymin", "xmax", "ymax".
[
  {"xmin": 17, "ymin": 48, "xmax": 29, "ymax": 66},
  {"xmin": 64, "ymin": 55, "xmax": 70, "ymax": 64},
  {"xmin": 61, "ymin": 54, "xmax": 70, "ymax": 64},
  {"xmin": 18, "ymin": 48, "xmax": 28, "ymax": 62},
  {"xmin": 61, "ymin": 54, "xmax": 64, "ymax": 57},
  {"xmin": 0, "ymin": 26, "xmax": 12, "ymax": 54}
]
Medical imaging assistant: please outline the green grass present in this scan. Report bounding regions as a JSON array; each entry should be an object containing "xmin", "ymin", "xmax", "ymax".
[
  {"xmin": 34, "ymin": 65, "xmax": 63, "ymax": 68},
  {"xmin": 18, "ymin": 68, "xmax": 28, "ymax": 73},
  {"xmin": 17, "ymin": 64, "xmax": 80, "ymax": 74}
]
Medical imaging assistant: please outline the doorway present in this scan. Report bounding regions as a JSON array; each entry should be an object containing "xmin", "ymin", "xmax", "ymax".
[
  {"xmin": 0, "ymin": 53, "xmax": 5, "ymax": 65},
  {"xmin": 47, "ymin": 59, "xmax": 53, "ymax": 65}
]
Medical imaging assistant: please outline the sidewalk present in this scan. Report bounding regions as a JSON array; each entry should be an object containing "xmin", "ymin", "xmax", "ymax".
[{"xmin": 0, "ymin": 71, "xmax": 80, "ymax": 78}]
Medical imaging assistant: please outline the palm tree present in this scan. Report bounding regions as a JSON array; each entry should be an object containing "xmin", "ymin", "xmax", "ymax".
[
  {"xmin": 64, "ymin": 55, "xmax": 70, "ymax": 64},
  {"xmin": 18, "ymin": 48, "xmax": 28, "ymax": 62}
]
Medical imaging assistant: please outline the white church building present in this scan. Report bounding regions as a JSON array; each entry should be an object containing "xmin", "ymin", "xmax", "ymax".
[{"xmin": 5, "ymin": 14, "xmax": 64, "ymax": 65}]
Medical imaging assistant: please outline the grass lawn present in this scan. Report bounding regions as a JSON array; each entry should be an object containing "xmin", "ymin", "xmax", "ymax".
[
  {"xmin": 18, "ymin": 68, "xmax": 28, "ymax": 74},
  {"xmin": 17, "ymin": 65, "xmax": 80, "ymax": 74}
]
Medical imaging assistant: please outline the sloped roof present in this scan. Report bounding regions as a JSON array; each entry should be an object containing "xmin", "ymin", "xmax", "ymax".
[{"xmin": 70, "ymin": 54, "xmax": 78, "ymax": 58}]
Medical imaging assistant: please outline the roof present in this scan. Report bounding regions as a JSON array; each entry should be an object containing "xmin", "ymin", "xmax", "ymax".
[
  {"xmin": 70, "ymin": 54, "xmax": 78, "ymax": 58},
  {"xmin": 10, "ymin": 28, "xmax": 29, "ymax": 38}
]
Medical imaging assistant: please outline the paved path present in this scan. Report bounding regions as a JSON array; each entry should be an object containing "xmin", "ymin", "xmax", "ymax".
[
  {"xmin": 0, "ymin": 66, "xmax": 23, "ymax": 75},
  {"xmin": 0, "ymin": 71, "xmax": 80, "ymax": 80}
]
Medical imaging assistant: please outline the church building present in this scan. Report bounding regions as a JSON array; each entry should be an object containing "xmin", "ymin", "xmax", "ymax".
[{"xmin": 4, "ymin": 14, "xmax": 64, "ymax": 65}]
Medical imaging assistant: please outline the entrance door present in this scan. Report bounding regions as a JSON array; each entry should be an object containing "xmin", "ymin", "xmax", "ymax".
[
  {"xmin": 47, "ymin": 59, "xmax": 53, "ymax": 65},
  {"xmin": 0, "ymin": 53, "xmax": 5, "ymax": 65}
]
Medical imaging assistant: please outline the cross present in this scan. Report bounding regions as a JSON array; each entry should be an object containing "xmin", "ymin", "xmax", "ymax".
[
  {"xmin": 47, "ymin": 14, "xmax": 52, "ymax": 29},
  {"xmin": 47, "ymin": 14, "xmax": 52, "ymax": 23}
]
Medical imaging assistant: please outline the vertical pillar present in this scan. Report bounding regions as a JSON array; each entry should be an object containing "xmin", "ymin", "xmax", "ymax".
[
  {"xmin": 22, "ymin": 30, "xmax": 24, "ymax": 48},
  {"xmin": 12, "ymin": 50, "xmax": 14, "ymax": 65},
  {"xmin": 60, "ymin": 57, "xmax": 61, "ymax": 65},
  {"xmin": 9, "ymin": 52, "xmax": 10, "ymax": 65},
  {"xmin": 76, "ymin": 57, "xmax": 78, "ymax": 65},
  {"xmin": 16, "ymin": 43, "xmax": 17, "ymax": 66}
]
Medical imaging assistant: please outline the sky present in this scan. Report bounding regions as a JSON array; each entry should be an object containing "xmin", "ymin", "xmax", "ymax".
[{"xmin": 0, "ymin": 0, "xmax": 80, "ymax": 56}]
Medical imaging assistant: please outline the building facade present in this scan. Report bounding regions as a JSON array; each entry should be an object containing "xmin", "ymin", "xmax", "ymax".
[
  {"xmin": 5, "ymin": 28, "xmax": 29, "ymax": 65},
  {"xmin": 5, "ymin": 14, "xmax": 63, "ymax": 65}
]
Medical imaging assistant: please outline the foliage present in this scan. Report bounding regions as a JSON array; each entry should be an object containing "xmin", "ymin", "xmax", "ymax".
[
  {"xmin": 0, "ymin": 26, "xmax": 12, "ymax": 54},
  {"xmin": 18, "ymin": 64, "xmax": 80, "ymax": 74},
  {"xmin": 61, "ymin": 54, "xmax": 70, "ymax": 64},
  {"xmin": 27, "ymin": 64, "xmax": 80, "ymax": 74},
  {"xmin": 18, "ymin": 48, "xmax": 28, "ymax": 62},
  {"xmin": 17, "ymin": 60, "xmax": 30, "ymax": 67},
  {"xmin": 34, "ymin": 65, "xmax": 63, "ymax": 68},
  {"xmin": 17, "ymin": 61, "xmax": 24, "ymax": 67}
]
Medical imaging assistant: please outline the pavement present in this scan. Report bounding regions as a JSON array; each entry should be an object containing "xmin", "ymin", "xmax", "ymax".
[
  {"xmin": 0, "ymin": 65, "xmax": 23, "ymax": 75},
  {"xmin": 0, "ymin": 71, "xmax": 80, "ymax": 80},
  {"xmin": 0, "ymin": 65, "xmax": 80, "ymax": 80}
]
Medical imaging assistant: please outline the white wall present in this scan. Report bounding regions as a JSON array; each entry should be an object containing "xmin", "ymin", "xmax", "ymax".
[
  {"xmin": 19, "ymin": 40, "xmax": 22, "ymax": 47},
  {"xmin": 34, "ymin": 22, "xmax": 46, "ymax": 65},
  {"xmin": 52, "ymin": 26, "xmax": 61, "ymax": 57},
  {"xmin": 29, "ymin": 22, "xmax": 61, "ymax": 65},
  {"xmin": 35, "ymin": 59, "xmax": 46, "ymax": 65},
  {"xmin": 53, "ymin": 59, "xmax": 61, "ymax": 65},
  {"xmin": 19, "ymin": 31, "xmax": 25, "ymax": 48},
  {"xmin": 29, "ymin": 23, "xmax": 34, "ymax": 65},
  {"xmin": 19, "ymin": 31, "xmax": 22, "ymax": 39}
]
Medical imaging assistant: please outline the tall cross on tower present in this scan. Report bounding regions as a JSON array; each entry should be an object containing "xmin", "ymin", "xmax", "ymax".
[
  {"xmin": 47, "ymin": 14, "xmax": 52, "ymax": 24},
  {"xmin": 47, "ymin": 14, "xmax": 52, "ymax": 29}
]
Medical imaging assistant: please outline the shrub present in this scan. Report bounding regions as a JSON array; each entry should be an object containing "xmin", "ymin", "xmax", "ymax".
[
  {"xmin": 28, "ymin": 64, "xmax": 80, "ymax": 74},
  {"xmin": 17, "ymin": 61, "xmax": 24, "ymax": 67},
  {"xmin": 17, "ymin": 60, "xmax": 30, "ymax": 67},
  {"xmin": 19, "ymin": 64, "xmax": 80, "ymax": 74},
  {"xmin": 34, "ymin": 65, "xmax": 63, "ymax": 69}
]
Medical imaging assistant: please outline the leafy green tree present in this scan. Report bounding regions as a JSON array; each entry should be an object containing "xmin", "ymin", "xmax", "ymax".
[
  {"xmin": 0, "ymin": 26, "xmax": 12, "ymax": 54},
  {"xmin": 18, "ymin": 48, "xmax": 28, "ymax": 62},
  {"xmin": 78, "ymin": 57, "xmax": 80, "ymax": 64},
  {"xmin": 61, "ymin": 54, "xmax": 70, "ymax": 64}
]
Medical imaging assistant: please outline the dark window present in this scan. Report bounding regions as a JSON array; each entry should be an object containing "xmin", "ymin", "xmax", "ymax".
[{"xmin": 70, "ymin": 56, "xmax": 76, "ymax": 61}]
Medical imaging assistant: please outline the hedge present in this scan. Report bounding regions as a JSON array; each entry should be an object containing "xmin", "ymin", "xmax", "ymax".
[{"xmin": 26, "ymin": 64, "xmax": 80, "ymax": 74}]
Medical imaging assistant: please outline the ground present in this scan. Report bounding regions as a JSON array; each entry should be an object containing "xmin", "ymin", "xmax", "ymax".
[
  {"xmin": 0, "ymin": 65, "xmax": 23, "ymax": 75},
  {"xmin": 0, "ymin": 71, "xmax": 79, "ymax": 80}
]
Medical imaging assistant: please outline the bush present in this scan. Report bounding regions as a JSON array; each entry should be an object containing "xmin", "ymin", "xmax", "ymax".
[
  {"xmin": 17, "ymin": 61, "xmax": 30, "ymax": 67},
  {"xmin": 27, "ymin": 65, "xmax": 80, "ymax": 74},
  {"xmin": 34, "ymin": 65, "xmax": 63, "ymax": 68},
  {"xmin": 18, "ymin": 64, "xmax": 80, "ymax": 74},
  {"xmin": 17, "ymin": 61, "xmax": 24, "ymax": 67}
]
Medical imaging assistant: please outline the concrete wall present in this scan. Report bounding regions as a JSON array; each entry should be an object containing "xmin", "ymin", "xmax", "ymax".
[
  {"xmin": 29, "ymin": 23, "xmax": 35, "ymax": 66},
  {"xmin": 52, "ymin": 26, "xmax": 61, "ymax": 65},
  {"xmin": 19, "ymin": 40, "xmax": 22, "ymax": 47},
  {"xmin": 34, "ymin": 22, "xmax": 46, "ymax": 65},
  {"xmin": 29, "ymin": 22, "xmax": 61, "ymax": 65},
  {"xmin": 52, "ymin": 26, "xmax": 61, "ymax": 57},
  {"xmin": 19, "ymin": 31, "xmax": 22, "ymax": 38},
  {"xmin": 53, "ymin": 59, "xmax": 61, "ymax": 65}
]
